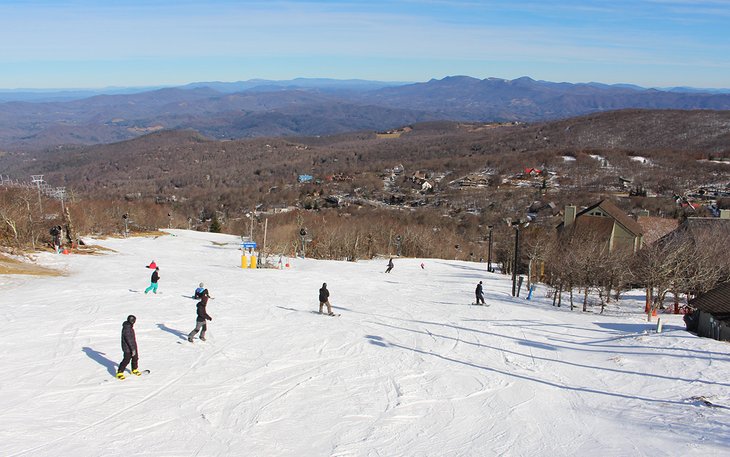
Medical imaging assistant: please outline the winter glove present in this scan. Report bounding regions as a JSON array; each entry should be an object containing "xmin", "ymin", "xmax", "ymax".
[{"xmin": 207, "ymin": 317, "xmax": 212, "ymax": 321}]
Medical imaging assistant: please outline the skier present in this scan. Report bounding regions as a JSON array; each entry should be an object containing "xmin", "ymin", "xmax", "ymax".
[
  {"xmin": 385, "ymin": 258, "xmax": 394, "ymax": 273},
  {"xmin": 144, "ymin": 267, "xmax": 160, "ymax": 294},
  {"xmin": 319, "ymin": 282, "xmax": 334, "ymax": 315},
  {"xmin": 475, "ymin": 281, "xmax": 485, "ymax": 305},
  {"xmin": 420, "ymin": 262, "xmax": 425, "ymax": 269},
  {"xmin": 116, "ymin": 315, "xmax": 142, "ymax": 379},
  {"xmin": 188, "ymin": 298, "xmax": 212, "ymax": 342}
]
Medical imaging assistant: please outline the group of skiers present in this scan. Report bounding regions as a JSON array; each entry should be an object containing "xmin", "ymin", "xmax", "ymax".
[
  {"xmin": 116, "ymin": 265, "xmax": 214, "ymax": 379},
  {"xmin": 116, "ymin": 258, "xmax": 486, "ymax": 379}
]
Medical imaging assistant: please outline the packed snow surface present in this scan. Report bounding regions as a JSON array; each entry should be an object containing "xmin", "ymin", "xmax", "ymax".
[{"xmin": 1, "ymin": 230, "xmax": 728, "ymax": 456}]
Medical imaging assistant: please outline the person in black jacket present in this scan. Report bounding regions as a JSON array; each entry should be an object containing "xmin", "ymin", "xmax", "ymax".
[
  {"xmin": 144, "ymin": 267, "xmax": 160, "ymax": 294},
  {"xmin": 319, "ymin": 282, "xmax": 333, "ymax": 315},
  {"xmin": 188, "ymin": 299, "xmax": 212, "ymax": 342},
  {"xmin": 385, "ymin": 258, "xmax": 394, "ymax": 273},
  {"xmin": 117, "ymin": 315, "xmax": 141, "ymax": 379},
  {"xmin": 475, "ymin": 281, "xmax": 485, "ymax": 305}
]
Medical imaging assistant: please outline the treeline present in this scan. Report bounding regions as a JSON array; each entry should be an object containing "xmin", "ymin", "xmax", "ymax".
[{"xmin": 514, "ymin": 224, "xmax": 730, "ymax": 316}]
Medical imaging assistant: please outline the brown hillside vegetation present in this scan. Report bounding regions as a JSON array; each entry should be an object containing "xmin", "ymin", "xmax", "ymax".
[{"xmin": 0, "ymin": 109, "xmax": 728, "ymax": 262}]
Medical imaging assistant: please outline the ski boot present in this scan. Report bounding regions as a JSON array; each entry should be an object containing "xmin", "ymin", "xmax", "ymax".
[
  {"xmin": 116, "ymin": 372, "xmax": 126, "ymax": 380},
  {"xmin": 132, "ymin": 369, "xmax": 142, "ymax": 376},
  {"xmin": 200, "ymin": 336, "xmax": 206, "ymax": 341}
]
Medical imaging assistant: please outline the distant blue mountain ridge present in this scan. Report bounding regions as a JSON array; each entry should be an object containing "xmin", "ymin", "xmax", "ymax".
[{"xmin": 1, "ymin": 76, "xmax": 729, "ymax": 103}]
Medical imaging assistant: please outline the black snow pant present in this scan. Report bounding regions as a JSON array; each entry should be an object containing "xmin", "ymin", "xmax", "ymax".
[
  {"xmin": 188, "ymin": 320, "xmax": 207, "ymax": 340},
  {"xmin": 118, "ymin": 351, "xmax": 138, "ymax": 374},
  {"xmin": 385, "ymin": 266, "xmax": 393, "ymax": 273},
  {"xmin": 476, "ymin": 293, "xmax": 485, "ymax": 305}
]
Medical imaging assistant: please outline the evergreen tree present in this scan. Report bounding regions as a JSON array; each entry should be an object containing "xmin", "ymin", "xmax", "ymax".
[{"xmin": 209, "ymin": 215, "xmax": 222, "ymax": 233}]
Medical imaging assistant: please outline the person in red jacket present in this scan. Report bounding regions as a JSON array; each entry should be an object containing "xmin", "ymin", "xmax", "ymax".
[{"xmin": 116, "ymin": 315, "xmax": 142, "ymax": 379}]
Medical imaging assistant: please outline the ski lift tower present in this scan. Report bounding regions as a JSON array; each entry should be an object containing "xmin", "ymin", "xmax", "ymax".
[
  {"xmin": 31, "ymin": 175, "xmax": 44, "ymax": 216},
  {"xmin": 55, "ymin": 187, "xmax": 66, "ymax": 213}
]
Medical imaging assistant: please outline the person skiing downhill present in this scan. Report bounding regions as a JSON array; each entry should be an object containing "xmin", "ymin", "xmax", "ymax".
[
  {"xmin": 319, "ymin": 282, "xmax": 334, "ymax": 315},
  {"xmin": 385, "ymin": 258, "xmax": 394, "ymax": 273},
  {"xmin": 475, "ymin": 281, "xmax": 485, "ymax": 305},
  {"xmin": 188, "ymin": 298, "xmax": 212, "ymax": 342},
  {"xmin": 117, "ymin": 315, "xmax": 142, "ymax": 379},
  {"xmin": 144, "ymin": 267, "xmax": 160, "ymax": 294}
]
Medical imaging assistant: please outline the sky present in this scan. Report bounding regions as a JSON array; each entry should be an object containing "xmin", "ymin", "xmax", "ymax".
[{"xmin": 1, "ymin": 0, "xmax": 729, "ymax": 89}]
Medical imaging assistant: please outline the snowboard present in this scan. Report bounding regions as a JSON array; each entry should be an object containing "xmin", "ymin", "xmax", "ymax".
[
  {"xmin": 311, "ymin": 311, "xmax": 341, "ymax": 317},
  {"xmin": 116, "ymin": 369, "xmax": 150, "ymax": 380}
]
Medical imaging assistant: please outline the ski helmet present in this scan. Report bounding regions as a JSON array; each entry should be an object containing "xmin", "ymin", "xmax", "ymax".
[{"xmin": 127, "ymin": 315, "xmax": 136, "ymax": 325}]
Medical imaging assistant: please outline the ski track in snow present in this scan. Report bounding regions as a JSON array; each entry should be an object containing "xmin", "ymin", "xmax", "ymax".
[{"xmin": 1, "ymin": 229, "xmax": 729, "ymax": 456}]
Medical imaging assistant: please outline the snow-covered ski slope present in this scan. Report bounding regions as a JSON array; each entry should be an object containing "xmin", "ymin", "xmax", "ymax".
[{"xmin": 1, "ymin": 229, "xmax": 728, "ymax": 457}]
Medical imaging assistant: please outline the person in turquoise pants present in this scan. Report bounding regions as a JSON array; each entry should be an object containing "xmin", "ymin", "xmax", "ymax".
[{"xmin": 144, "ymin": 267, "xmax": 160, "ymax": 294}]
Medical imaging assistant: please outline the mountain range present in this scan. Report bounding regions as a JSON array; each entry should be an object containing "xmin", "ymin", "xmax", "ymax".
[{"xmin": 1, "ymin": 76, "xmax": 730, "ymax": 150}]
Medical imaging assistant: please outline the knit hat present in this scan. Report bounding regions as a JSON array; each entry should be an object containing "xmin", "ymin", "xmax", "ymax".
[{"xmin": 199, "ymin": 282, "xmax": 204, "ymax": 288}]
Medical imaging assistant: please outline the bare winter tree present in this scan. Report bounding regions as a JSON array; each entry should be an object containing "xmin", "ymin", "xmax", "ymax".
[{"xmin": 633, "ymin": 225, "xmax": 730, "ymax": 321}]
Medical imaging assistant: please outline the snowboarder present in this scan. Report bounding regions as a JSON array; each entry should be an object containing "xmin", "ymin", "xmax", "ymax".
[
  {"xmin": 319, "ymin": 282, "xmax": 334, "ymax": 315},
  {"xmin": 49, "ymin": 225, "xmax": 62, "ymax": 253},
  {"xmin": 194, "ymin": 282, "xmax": 212, "ymax": 300},
  {"xmin": 475, "ymin": 281, "xmax": 485, "ymax": 305},
  {"xmin": 385, "ymin": 258, "xmax": 394, "ymax": 273},
  {"xmin": 188, "ymin": 298, "xmax": 212, "ymax": 342},
  {"xmin": 117, "ymin": 315, "xmax": 142, "ymax": 379},
  {"xmin": 144, "ymin": 267, "xmax": 160, "ymax": 294}
]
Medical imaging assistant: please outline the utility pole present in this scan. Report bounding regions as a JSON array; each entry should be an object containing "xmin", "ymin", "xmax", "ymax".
[
  {"xmin": 510, "ymin": 219, "xmax": 531, "ymax": 296},
  {"xmin": 512, "ymin": 224, "xmax": 520, "ymax": 297},
  {"xmin": 487, "ymin": 225, "xmax": 494, "ymax": 272},
  {"xmin": 248, "ymin": 210, "xmax": 254, "ymax": 241},
  {"xmin": 262, "ymin": 218, "xmax": 268, "ymax": 261}
]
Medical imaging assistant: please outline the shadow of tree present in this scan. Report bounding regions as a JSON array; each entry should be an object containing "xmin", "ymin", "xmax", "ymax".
[{"xmin": 366, "ymin": 320, "xmax": 730, "ymax": 388}]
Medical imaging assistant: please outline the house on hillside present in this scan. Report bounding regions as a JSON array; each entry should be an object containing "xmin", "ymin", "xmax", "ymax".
[
  {"xmin": 658, "ymin": 210, "xmax": 730, "ymax": 244},
  {"xmin": 687, "ymin": 281, "xmax": 730, "ymax": 342},
  {"xmin": 556, "ymin": 200, "xmax": 644, "ymax": 253},
  {"xmin": 636, "ymin": 211, "xmax": 680, "ymax": 246},
  {"xmin": 411, "ymin": 171, "xmax": 428, "ymax": 185}
]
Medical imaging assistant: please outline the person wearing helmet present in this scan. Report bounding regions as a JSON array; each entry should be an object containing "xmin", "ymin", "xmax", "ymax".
[
  {"xmin": 194, "ymin": 282, "xmax": 212, "ymax": 301},
  {"xmin": 116, "ymin": 315, "xmax": 141, "ymax": 380},
  {"xmin": 318, "ymin": 282, "xmax": 333, "ymax": 316}
]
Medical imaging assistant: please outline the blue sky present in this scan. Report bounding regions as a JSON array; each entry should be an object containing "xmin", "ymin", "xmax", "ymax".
[{"xmin": 1, "ymin": 0, "xmax": 729, "ymax": 89}]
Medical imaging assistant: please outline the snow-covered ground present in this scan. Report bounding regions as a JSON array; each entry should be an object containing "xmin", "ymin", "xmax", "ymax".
[{"xmin": 2, "ymin": 229, "xmax": 728, "ymax": 457}]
